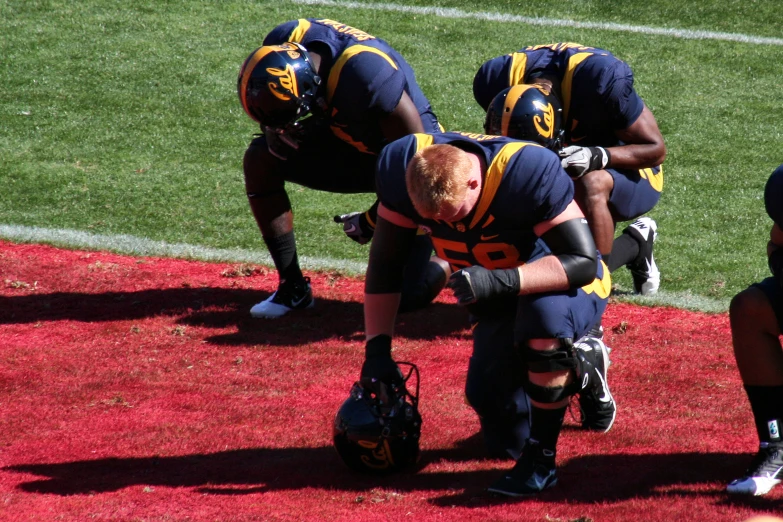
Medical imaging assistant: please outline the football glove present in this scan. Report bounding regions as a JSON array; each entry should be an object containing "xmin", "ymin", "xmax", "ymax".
[
  {"xmin": 263, "ymin": 126, "xmax": 300, "ymax": 161},
  {"xmin": 559, "ymin": 146, "xmax": 609, "ymax": 179},
  {"xmin": 333, "ymin": 211, "xmax": 375, "ymax": 245},
  {"xmin": 360, "ymin": 335, "xmax": 403, "ymax": 388},
  {"xmin": 446, "ymin": 266, "xmax": 520, "ymax": 305}
]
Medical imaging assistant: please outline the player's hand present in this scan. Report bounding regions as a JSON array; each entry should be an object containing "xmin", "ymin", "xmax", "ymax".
[
  {"xmin": 333, "ymin": 211, "xmax": 375, "ymax": 245},
  {"xmin": 446, "ymin": 266, "xmax": 521, "ymax": 305},
  {"xmin": 360, "ymin": 335, "xmax": 403, "ymax": 392},
  {"xmin": 263, "ymin": 126, "xmax": 300, "ymax": 160},
  {"xmin": 559, "ymin": 146, "xmax": 609, "ymax": 179}
]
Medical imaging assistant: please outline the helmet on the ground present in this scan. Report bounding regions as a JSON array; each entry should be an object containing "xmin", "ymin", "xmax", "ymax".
[
  {"xmin": 333, "ymin": 364, "xmax": 422, "ymax": 474},
  {"xmin": 484, "ymin": 84, "xmax": 564, "ymax": 150},
  {"xmin": 237, "ymin": 42, "xmax": 322, "ymax": 128}
]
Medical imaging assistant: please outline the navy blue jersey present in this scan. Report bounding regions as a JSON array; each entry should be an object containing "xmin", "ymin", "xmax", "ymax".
[
  {"xmin": 473, "ymin": 43, "xmax": 645, "ymax": 147},
  {"xmin": 765, "ymin": 164, "xmax": 783, "ymax": 228},
  {"xmin": 376, "ymin": 131, "xmax": 573, "ymax": 271},
  {"xmin": 264, "ymin": 18, "xmax": 439, "ymax": 154}
]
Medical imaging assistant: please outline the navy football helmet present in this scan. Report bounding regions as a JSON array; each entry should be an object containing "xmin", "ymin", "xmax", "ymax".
[
  {"xmin": 484, "ymin": 84, "xmax": 564, "ymax": 151},
  {"xmin": 333, "ymin": 363, "xmax": 422, "ymax": 474},
  {"xmin": 237, "ymin": 42, "xmax": 322, "ymax": 129}
]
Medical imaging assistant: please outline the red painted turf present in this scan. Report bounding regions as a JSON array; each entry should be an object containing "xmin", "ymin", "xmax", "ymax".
[{"xmin": 1, "ymin": 240, "xmax": 782, "ymax": 521}]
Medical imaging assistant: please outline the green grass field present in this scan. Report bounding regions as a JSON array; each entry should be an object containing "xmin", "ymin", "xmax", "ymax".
[{"xmin": 2, "ymin": 0, "xmax": 782, "ymax": 309}]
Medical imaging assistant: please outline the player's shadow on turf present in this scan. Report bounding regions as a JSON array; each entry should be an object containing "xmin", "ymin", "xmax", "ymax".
[
  {"xmin": 0, "ymin": 289, "xmax": 467, "ymax": 344},
  {"xmin": 201, "ymin": 300, "xmax": 469, "ymax": 346},
  {"xmin": 6, "ymin": 448, "xmax": 782, "ymax": 510}
]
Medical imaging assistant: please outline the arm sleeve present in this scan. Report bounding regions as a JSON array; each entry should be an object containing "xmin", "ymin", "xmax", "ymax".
[
  {"xmin": 540, "ymin": 218, "xmax": 598, "ymax": 288},
  {"xmin": 365, "ymin": 218, "xmax": 419, "ymax": 294}
]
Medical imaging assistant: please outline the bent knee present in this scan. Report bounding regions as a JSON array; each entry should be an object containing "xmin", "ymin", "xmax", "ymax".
[
  {"xmin": 575, "ymin": 170, "xmax": 613, "ymax": 201},
  {"xmin": 730, "ymin": 286, "xmax": 772, "ymax": 321}
]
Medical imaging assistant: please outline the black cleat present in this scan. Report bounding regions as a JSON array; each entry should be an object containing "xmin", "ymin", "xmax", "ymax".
[
  {"xmin": 487, "ymin": 439, "xmax": 557, "ymax": 497},
  {"xmin": 727, "ymin": 442, "xmax": 783, "ymax": 496}
]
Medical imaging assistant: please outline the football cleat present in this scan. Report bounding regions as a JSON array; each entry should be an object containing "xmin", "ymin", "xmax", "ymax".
[
  {"xmin": 575, "ymin": 336, "xmax": 616, "ymax": 432},
  {"xmin": 250, "ymin": 276, "xmax": 314, "ymax": 319},
  {"xmin": 487, "ymin": 439, "xmax": 557, "ymax": 497},
  {"xmin": 727, "ymin": 442, "xmax": 783, "ymax": 496},
  {"xmin": 623, "ymin": 217, "xmax": 660, "ymax": 295}
]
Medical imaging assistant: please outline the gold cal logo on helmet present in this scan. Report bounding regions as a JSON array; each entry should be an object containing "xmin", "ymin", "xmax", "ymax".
[
  {"xmin": 266, "ymin": 63, "xmax": 299, "ymax": 102},
  {"xmin": 532, "ymin": 100, "xmax": 555, "ymax": 139},
  {"xmin": 357, "ymin": 439, "xmax": 395, "ymax": 469}
]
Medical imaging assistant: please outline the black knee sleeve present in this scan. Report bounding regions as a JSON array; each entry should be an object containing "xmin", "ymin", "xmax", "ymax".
[{"xmin": 521, "ymin": 338, "xmax": 580, "ymax": 404}]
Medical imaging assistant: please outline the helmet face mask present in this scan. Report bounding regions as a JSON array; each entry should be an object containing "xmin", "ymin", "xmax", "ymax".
[
  {"xmin": 333, "ymin": 363, "xmax": 422, "ymax": 474},
  {"xmin": 484, "ymin": 84, "xmax": 564, "ymax": 151},
  {"xmin": 237, "ymin": 42, "xmax": 323, "ymax": 129}
]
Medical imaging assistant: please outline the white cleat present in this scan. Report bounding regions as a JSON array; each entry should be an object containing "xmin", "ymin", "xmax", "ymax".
[{"xmin": 250, "ymin": 277, "xmax": 314, "ymax": 319}]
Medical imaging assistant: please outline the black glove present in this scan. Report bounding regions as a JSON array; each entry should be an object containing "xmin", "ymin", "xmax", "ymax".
[
  {"xmin": 559, "ymin": 146, "xmax": 609, "ymax": 179},
  {"xmin": 360, "ymin": 335, "xmax": 403, "ymax": 388},
  {"xmin": 446, "ymin": 266, "xmax": 520, "ymax": 305},
  {"xmin": 263, "ymin": 126, "xmax": 301, "ymax": 161},
  {"xmin": 333, "ymin": 211, "xmax": 375, "ymax": 245}
]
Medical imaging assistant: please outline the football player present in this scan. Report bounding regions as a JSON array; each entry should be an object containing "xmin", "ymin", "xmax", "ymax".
[
  {"xmin": 238, "ymin": 18, "xmax": 447, "ymax": 318},
  {"xmin": 358, "ymin": 130, "xmax": 613, "ymax": 496},
  {"xmin": 727, "ymin": 164, "xmax": 783, "ymax": 496},
  {"xmin": 474, "ymin": 43, "xmax": 667, "ymax": 296}
]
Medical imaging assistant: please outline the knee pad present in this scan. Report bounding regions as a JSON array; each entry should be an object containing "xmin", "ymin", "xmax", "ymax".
[{"xmin": 521, "ymin": 338, "xmax": 580, "ymax": 404}]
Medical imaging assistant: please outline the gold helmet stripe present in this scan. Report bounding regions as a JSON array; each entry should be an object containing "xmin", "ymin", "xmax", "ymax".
[
  {"xmin": 501, "ymin": 84, "xmax": 535, "ymax": 137},
  {"xmin": 238, "ymin": 46, "xmax": 279, "ymax": 119}
]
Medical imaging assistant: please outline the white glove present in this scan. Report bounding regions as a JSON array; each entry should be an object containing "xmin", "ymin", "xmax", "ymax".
[
  {"xmin": 333, "ymin": 211, "xmax": 374, "ymax": 245},
  {"xmin": 559, "ymin": 146, "xmax": 609, "ymax": 179}
]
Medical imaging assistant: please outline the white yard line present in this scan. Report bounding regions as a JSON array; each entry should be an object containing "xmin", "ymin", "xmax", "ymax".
[
  {"xmin": 0, "ymin": 224, "xmax": 730, "ymax": 312},
  {"xmin": 292, "ymin": 0, "xmax": 783, "ymax": 46},
  {"xmin": 0, "ymin": 224, "xmax": 367, "ymax": 274}
]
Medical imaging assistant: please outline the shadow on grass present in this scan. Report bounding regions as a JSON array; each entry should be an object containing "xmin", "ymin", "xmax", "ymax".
[{"xmin": 6, "ymin": 443, "xmax": 782, "ymax": 511}]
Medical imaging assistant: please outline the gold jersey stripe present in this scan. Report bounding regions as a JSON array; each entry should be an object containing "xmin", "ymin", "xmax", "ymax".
[
  {"xmin": 287, "ymin": 19, "xmax": 312, "ymax": 43},
  {"xmin": 508, "ymin": 52, "xmax": 528, "ymax": 87},
  {"xmin": 327, "ymin": 45, "xmax": 398, "ymax": 103},
  {"xmin": 561, "ymin": 52, "xmax": 592, "ymax": 123},
  {"xmin": 470, "ymin": 142, "xmax": 535, "ymax": 229}
]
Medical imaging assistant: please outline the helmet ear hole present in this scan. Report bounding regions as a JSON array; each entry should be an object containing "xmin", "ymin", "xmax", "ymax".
[
  {"xmin": 237, "ymin": 42, "xmax": 322, "ymax": 128},
  {"xmin": 485, "ymin": 84, "xmax": 563, "ymax": 150}
]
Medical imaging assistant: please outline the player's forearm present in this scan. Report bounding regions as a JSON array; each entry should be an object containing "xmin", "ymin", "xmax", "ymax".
[
  {"xmin": 604, "ymin": 142, "xmax": 665, "ymax": 169},
  {"xmin": 516, "ymin": 256, "xmax": 571, "ymax": 295}
]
